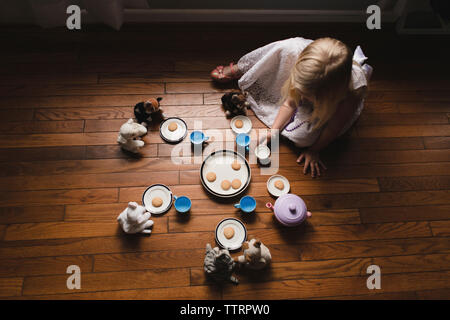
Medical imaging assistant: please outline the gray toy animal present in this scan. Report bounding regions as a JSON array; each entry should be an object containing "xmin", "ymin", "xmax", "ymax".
[{"xmin": 204, "ymin": 243, "xmax": 239, "ymax": 284}]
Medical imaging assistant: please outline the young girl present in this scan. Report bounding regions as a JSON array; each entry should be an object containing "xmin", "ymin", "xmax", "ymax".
[{"xmin": 211, "ymin": 37, "xmax": 372, "ymax": 177}]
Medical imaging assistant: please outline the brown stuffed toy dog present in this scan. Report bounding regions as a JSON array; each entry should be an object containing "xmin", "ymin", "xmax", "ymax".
[
  {"xmin": 133, "ymin": 97, "xmax": 164, "ymax": 125},
  {"xmin": 221, "ymin": 90, "xmax": 250, "ymax": 118}
]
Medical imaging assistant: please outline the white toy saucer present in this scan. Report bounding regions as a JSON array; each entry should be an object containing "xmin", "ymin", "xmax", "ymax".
[
  {"xmin": 142, "ymin": 184, "xmax": 173, "ymax": 214},
  {"xmin": 160, "ymin": 117, "xmax": 187, "ymax": 143},
  {"xmin": 230, "ymin": 115, "xmax": 252, "ymax": 134},
  {"xmin": 215, "ymin": 218, "xmax": 247, "ymax": 250},
  {"xmin": 267, "ymin": 175, "xmax": 290, "ymax": 197}
]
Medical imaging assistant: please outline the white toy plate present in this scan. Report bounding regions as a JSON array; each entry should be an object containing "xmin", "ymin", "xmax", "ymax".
[
  {"xmin": 267, "ymin": 174, "xmax": 290, "ymax": 197},
  {"xmin": 159, "ymin": 117, "xmax": 187, "ymax": 143},
  {"xmin": 230, "ymin": 115, "xmax": 252, "ymax": 134},
  {"xmin": 142, "ymin": 184, "xmax": 173, "ymax": 214},
  {"xmin": 200, "ymin": 150, "xmax": 251, "ymax": 198},
  {"xmin": 215, "ymin": 218, "xmax": 247, "ymax": 250}
]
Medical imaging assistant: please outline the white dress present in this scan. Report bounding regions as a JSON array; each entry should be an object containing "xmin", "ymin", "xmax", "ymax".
[{"xmin": 237, "ymin": 37, "xmax": 373, "ymax": 147}]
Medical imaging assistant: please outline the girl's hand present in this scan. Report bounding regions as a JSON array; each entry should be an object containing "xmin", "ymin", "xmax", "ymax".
[{"xmin": 297, "ymin": 149, "xmax": 327, "ymax": 178}]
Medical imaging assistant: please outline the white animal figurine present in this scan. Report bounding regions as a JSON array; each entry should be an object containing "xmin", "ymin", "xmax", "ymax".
[
  {"xmin": 236, "ymin": 238, "xmax": 271, "ymax": 270},
  {"xmin": 117, "ymin": 202, "xmax": 154, "ymax": 234},
  {"xmin": 117, "ymin": 118, "xmax": 148, "ymax": 153}
]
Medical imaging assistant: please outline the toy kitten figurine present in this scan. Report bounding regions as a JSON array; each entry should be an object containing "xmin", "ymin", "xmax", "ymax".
[
  {"xmin": 204, "ymin": 243, "xmax": 239, "ymax": 284},
  {"xmin": 133, "ymin": 97, "xmax": 164, "ymax": 125},
  {"xmin": 236, "ymin": 238, "xmax": 271, "ymax": 270},
  {"xmin": 221, "ymin": 90, "xmax": 250, "ymax": 117},
  {"xmin": 117, "ymin": 202, "xmax": 154, "ymax": 234}
]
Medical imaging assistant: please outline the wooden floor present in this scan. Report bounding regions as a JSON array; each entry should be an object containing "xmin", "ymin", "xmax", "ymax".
[{"xmin": 0, "ymin": 24, "xmax": 449, "ymax": 300}]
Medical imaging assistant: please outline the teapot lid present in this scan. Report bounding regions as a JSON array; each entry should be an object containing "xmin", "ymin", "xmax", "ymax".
[{"xmin": 273, "ymin": 193, "xmax": 307, "ymax": 226}]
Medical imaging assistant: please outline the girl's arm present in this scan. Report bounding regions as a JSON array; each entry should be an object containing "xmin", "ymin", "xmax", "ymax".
[
  {"xmin": 271, "ymin": 98, "xmax": 297, "ymax": 131},
  {"xmin": 299, "ymin": 93, "xmax": 360, "ymax": 177},
  {"xmin": 262, "ymin": 98, "xmax": 297, "ymax": 144}
]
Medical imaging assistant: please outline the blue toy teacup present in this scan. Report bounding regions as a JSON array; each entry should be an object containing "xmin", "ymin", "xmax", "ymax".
[
  {"xmin": 174, "ymin": 195, "xmax": 191, "ymax": 213},
  {"xmin": 190, "ymin": 131, "xmax": 209, "ymax": 145},
  {"xmin": 234, "ymin": 195, "xmax": 256, "ymax": 213},
  {"xmin": 236, "ymin": 133, "xmax": 250, "ymax": 152}
]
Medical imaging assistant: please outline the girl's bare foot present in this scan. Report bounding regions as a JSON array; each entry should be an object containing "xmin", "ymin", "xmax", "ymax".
[{"xmin": 211, "ymin": 62, "xmax": 241, "ymax": 83}]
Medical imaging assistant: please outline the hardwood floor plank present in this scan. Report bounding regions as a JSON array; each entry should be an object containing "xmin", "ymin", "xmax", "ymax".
[
  {"xmin": 0, "ymin": 206, "xmax": 64, "ymax": 224},
  {"xmin": 0, "ymin": 146, "xmax": 86, "ymax": 162},
  {"xmin": 0, "ymin": 158, "xmax": 199, "ymax": 177},
  {"xmin": 166, "ymin": 82, "xmax": 233, "ymax": 93},
  {"xmin": 0, "ymin": 73, "xmax": 98, "ymax": 86},
  {"xmin": 378, "ymin": 176, "xmax": 450, "ymax": 192},
  {"xmin": 222, "ymin": 271, "xmax": 450, "ymax": 299},
  {"xmin": 0, "ymin": 132, "xmax": 119, "ymax": 148},
  {"xmin": 0, "ymin": 225, "xmax": 5, "ymax": 240},
  {"xmin": 174, "ymin": 221, "xmax": 431, "ymax": 243},
  {"xmin": 360, "ymin": 205, "xmax": 450, "ymax": 223},
  {"xmin": 35, "ymin": 107, "xmax": 132, "ymax": 121},
  {"xmin": 397, "ymin": 102, "xmax": 450, "ymax": 113},
  {"xmin": 315, "ymin": 150, "xmax": 450, "ymax": 165},
  {"xmin": 366, "ymin": 91, "xmax": 450, "ymax": 102},
  {"xmin": 415, "ymin": 288, "xmax": 450, "ymax": 299},
  {"xmin": 22, "ymin": 268, "xmax": 189, "ymax": 295},
  {"xmin": 5, "ymin": 83, "xmax": 164, "ymax": 97},
  {"xmin": 0, "ymin": 94, "xmax": 203, "ymax": 108},
  {"xmin": 372, "ymin": 253, "xmax": 450, "ymax": 274},
  {"xmin": 0, "ymin": 188, "xmax": 118, "ymax": 206},
  {"xmin": 34, "ymin": 104, "xmax": 230, "ymax": 121},
  {"xmin": 99, "ymin": 71, "xmax": 211, "ymax": 84},
  {"xmin": 168, "ymin": 211, "xmax": 361, "ymax": 233},
  {"xmin": 357, "ymin": 113, "xmax": 449, "ymax": 126},
  {"xmin": 0, "ymin": 277, "xmax": 23, "ymax": 298},
  {"xmin": 93, "ymin": 249, "xmax": 205, "ymax": 272},
  {"xmin": 0, "ymin": 121, "xmax": 84, "ymax": 134},
  {"xmin": 17, "ymin": 285, "xmax": 220, "ymax": 300},
  {"xmin": 0, "ymin": 232, "xmax": 216, "ymax": 259},
  {"xmin": 0, "ymin": 108, "xmax": 34, "ymax": 121},
  {"xmin": 3, "ymin": 219, "xmax": 167, "ymax": 241},
  {"xmin": 0, "ymin": 171, "xmax": 179, "ymax": 191},
  {"xmin": 299, "ymin": 237, "xmax": 450, "ymax": 261},
  {"xmin": 65, "ymin": 203, "xmax": 129, "ymax": 221},
  {"xmin": 0, "ymin": 255, "xmax": 93, "ymax": 277},
  {"xmin": 424, "ymin": 137, "xmax": 450, "ymax": 149},
  {"xmin": 85, "ymin": 144, "xmax": 158, "ymax": 159},
  {"xmin": 190, "ymin": 257, "xmax": 372, "ymax": 286},
  {"xmin": 356, "ymin": 124, "xmax": 450, "ymax": 138},
  {"xmin": 430, "ymin": 221, "xmax": 450, "ymax": 237},
  {"xmin": 303, "ymin": 190, "xmax": 450, "ymax": 210},
  {"xmin": 327, "ymin": 137, "xmax": 425, "ymax": 151}
]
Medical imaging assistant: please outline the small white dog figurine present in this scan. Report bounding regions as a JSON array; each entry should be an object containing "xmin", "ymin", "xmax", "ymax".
[
  {"xmin": 117, "ymin": 118, "xmax": 147, "ymax": 153},
  {"xmin": 236, "ymin": 238, "xmax": 271, "ymax": 270},
  {"xmin": 117, "ymin": 202, "xmax": 154, "ymax": 234}
]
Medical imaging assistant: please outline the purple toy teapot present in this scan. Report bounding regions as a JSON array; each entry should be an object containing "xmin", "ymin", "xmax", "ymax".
[{"xmin": 266, "ymin": 193, "xmax": 311, "ymax": 227}]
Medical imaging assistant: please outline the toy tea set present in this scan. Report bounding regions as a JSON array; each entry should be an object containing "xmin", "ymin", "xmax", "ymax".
[{"xmin": 116, "ymin": 93, "xmax": 310, "ymax": 284}]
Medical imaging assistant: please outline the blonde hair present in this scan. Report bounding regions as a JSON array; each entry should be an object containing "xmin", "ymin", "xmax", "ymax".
[{"xmin": 281, "ymin": 37, "xmax": 353, "ymax": 129}]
